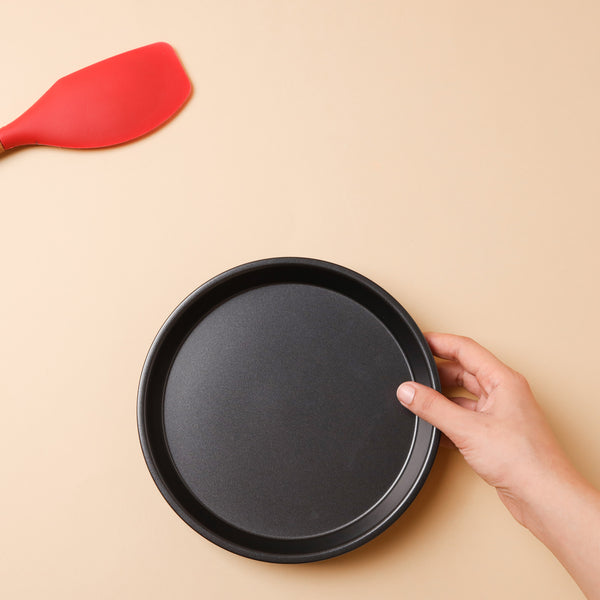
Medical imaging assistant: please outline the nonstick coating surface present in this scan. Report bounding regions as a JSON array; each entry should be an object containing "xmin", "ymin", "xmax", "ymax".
[{"xmin": 137, "ymin": 258, "xmax": 439, "ymax": 562}]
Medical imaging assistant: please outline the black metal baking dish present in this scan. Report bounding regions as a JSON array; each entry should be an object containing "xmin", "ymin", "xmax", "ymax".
[{"xmin": 137, "ymin": 257, "xmax": 439, "ymax": 562}]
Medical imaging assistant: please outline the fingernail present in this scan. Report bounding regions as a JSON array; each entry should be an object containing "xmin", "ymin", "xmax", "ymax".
[{"xmin": 397, "ymin": 383, "xmax": 416, "ymax": 405}]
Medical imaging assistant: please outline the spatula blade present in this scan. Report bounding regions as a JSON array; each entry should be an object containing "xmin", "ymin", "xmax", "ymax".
[{"xmin": 0, "ymin": 42, "xmax": 191, "ymax": 151}]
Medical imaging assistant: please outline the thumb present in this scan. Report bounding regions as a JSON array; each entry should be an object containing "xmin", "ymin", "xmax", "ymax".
[{"xmin": 396, "ymin": 381, "xmax": 476, "ymax": 446}]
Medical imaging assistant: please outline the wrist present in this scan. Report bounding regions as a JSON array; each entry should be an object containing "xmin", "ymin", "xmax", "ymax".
[
  {"xmin": 494, "ymin": 452, "xmax": 581, "ymax": 531},
  {"xmin": 512, "ymin": 463, "xmax": 590, "ymax": 539},
  {"xmin": 510, "ymin": 467, "xmax": 600, "ymax": 600}
]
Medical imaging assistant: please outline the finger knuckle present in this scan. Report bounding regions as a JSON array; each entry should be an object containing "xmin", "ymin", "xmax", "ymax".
[
  {"xmin": 460, "ymin": 335, "xmax": 478, "ymax": 347},
  {"xmin": 510, "ymin": 369, "xmax": 529, "ymax": 388},
  {"xmin": 419, "ymin": 391, "xmax": 436, "ymax": 414}
]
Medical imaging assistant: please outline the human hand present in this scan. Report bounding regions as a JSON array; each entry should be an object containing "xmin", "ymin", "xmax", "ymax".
[
  {"xmin": 396, "ymin": 333, "xmax": 576, "ymax": 527},
  {"xmin": 397, "ymin": 333, "xmax": 600, "ymax": 600}
]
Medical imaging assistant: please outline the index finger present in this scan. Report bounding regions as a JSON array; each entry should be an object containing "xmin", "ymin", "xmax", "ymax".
[{"xmin": 425, "ymin": 332, "xmax": 511, "ymax": 394}]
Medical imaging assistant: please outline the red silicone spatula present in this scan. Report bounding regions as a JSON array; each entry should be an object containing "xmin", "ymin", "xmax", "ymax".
[{"xmin": 0, "ymin": 42, "xmax": 191, "ymax": 154}]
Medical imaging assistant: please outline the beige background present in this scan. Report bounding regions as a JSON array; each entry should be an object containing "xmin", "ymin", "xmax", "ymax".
[{"xmin": 1, "ymin": 1, "xmax": 599, "ymax": 598}]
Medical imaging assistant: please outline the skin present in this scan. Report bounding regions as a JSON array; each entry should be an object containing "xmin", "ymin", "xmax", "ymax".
[{"xmin": 397, "ymin": 333, "xmax": 600, "ymax": 600}]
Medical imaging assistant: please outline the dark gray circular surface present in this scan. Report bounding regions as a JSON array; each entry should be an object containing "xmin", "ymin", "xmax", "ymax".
[
  {"xmin": 165, "ymin": 283, "xmax": 415, "ymax": 538},
  {"xmin": 138, "ymin": 258, "xmax": 439, "ymax": 562}
]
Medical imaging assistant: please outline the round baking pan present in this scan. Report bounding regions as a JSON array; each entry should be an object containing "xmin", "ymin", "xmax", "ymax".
[{"xmin": 137, "ymin": 257, "xmax": 439, "ymax": 562}]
